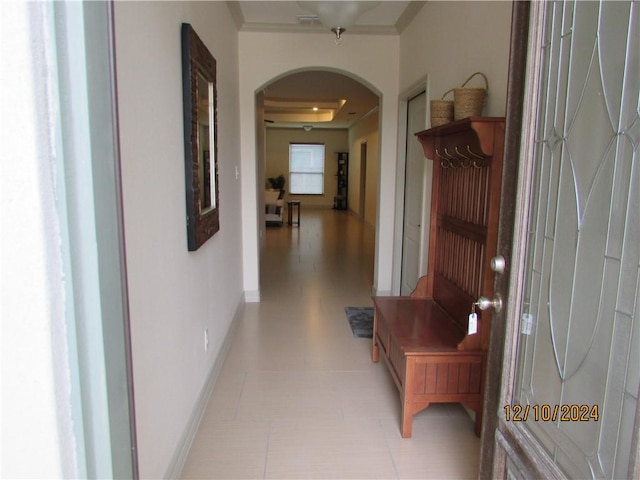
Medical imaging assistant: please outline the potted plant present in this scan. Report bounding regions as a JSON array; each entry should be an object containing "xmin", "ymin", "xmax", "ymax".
[{"xmin": 267, "ymin": 174, "xmax": 286, "ymax": 199}]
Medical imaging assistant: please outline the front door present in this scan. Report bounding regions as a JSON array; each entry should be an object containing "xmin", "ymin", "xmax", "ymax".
[{"xmin": 482, "ymin": 1, "xmax": 640, "ymax": 478}]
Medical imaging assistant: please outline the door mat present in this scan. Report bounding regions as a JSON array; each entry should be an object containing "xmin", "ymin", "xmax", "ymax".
[{"xmin": 345, "ymin": 307, "xmax": 374, "ymax": 338}]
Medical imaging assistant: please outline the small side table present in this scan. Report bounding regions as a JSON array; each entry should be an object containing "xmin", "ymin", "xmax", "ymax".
[{"xmin": 287, "ymin": 200, "xmax": 301, "ymax": 226}]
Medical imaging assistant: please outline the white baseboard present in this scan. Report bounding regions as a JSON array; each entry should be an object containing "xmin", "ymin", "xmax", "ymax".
[
  {"xmin": 462, "ymin": 403, "xmax": 476, "ymax": 422},
  {"xmin": 244, "ymin": 289, "xmax": 260, "ymax": 303},
  {"xmin": 164, "ymin": 297, "xmax": 245, "ymax": 479},
  {"xmin": 372, "ymin": 287, "xmax": 392, "ymax": 296}
]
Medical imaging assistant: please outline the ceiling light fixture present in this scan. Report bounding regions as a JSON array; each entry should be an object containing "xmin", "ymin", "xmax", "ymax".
[{"xmin": 297, "ymin": 1, "xmax": 380, "ymax": 44}]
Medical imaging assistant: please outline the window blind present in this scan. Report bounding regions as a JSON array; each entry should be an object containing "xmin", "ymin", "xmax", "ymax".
[{"xmin": 289, "ymin": 143, "xmax": 324, "ymax": 194}]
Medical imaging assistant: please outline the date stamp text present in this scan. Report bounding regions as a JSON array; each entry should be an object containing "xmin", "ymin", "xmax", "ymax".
[{"xmin": 504, "ymin": 404, "xmax": 599, "ymax": 422}]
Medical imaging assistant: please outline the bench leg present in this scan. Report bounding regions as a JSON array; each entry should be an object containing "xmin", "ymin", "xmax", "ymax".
[
  {"xmin": 401, "ymin": 401, "xmax": 413, "ymax": 438},
  {"xmin": 474, "ymin": 404, "xmax": 482, "ymax": 437},
  {"xmin": 372, "ymin": 310, "xmax": 379, "ymax": 362},
  {"xmin": 401, "ymin": 357, "xmax": 417, "ymax": 438}
]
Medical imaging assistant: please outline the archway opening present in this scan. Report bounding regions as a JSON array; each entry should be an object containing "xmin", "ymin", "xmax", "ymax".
[{"xmin": 256, "ymin": 68, "xmax": 380, "ymax": 296}]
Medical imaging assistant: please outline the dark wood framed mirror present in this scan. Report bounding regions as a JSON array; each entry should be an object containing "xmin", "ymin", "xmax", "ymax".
[{"xmin": 181, "ymin": 23, "xmax": 219, "ymax": 251}]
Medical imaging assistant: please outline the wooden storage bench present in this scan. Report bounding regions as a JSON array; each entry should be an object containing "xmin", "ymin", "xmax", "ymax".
[
  {"xmin": 372, "ymin": 117, "xmax": 505, "ymax": 438},
  {"xmin": 372, "ymin": 296, "xmax": 484, "ymax": 438}
]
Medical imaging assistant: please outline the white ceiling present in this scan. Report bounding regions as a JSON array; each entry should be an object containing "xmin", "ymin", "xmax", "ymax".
[
  {"xmin": 229, "ymin": 1, "xmax": 423, "ymax": 34},
  {"xmin": 229, "ymin": 1, "xmax": 426, "ymax": 129},
  {"xmin": 262, "ymin": 70, "xmax": 380, "ymax": 129}
]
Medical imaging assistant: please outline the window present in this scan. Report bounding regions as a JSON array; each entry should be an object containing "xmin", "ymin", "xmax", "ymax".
[{"xmin": 289, "ymin": 143, "xmax": 324, "ymax": 194}]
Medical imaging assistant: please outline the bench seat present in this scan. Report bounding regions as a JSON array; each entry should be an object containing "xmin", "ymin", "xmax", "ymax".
[{"xmin": 372, "ymin": 297, "xmax": 484, "ymax": 438}]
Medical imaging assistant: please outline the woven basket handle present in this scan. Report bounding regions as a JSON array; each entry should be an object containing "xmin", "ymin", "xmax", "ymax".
[
  {"xmin": 460, "ymin": 72, "xmax": 489, "ymax": 91},
  {"xmin": 440, "ymin": 88, "xmax": 455, "ymax": 100}
]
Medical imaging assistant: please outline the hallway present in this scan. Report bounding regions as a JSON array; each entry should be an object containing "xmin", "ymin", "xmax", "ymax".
[{"xmin": 180, "ymin": 209, "xmax": 480, "ymax": 479}]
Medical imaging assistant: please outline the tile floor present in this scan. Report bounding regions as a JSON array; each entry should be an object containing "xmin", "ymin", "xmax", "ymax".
[{"xmin": 181, "ymin": 208, "xmax": 481, "ymax": 479}]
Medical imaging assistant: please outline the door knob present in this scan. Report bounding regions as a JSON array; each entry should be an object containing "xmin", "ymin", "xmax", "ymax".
[
  {"xmin": 475, "ymin": 294, "xmax": 503, "ymax": 313},
  {"xmin": 490, "ymin": 255, "xmax": 506, "ymax": 274}
]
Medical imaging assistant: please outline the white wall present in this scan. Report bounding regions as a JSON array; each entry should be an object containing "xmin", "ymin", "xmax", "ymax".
[
  {"xmin": 394, "ymin": 1, "xmax": 513, "ymax": 293},
  {"xmin": 239, "ymin": 32, "xmax": 400, "ymax": 296},
  {"xmin": 266, "ymin": 128, "xmax": 349, "ymax": 208},
  {"xmin": 400, "ymin": 1, "xmax": 512, "ymax": 119},
  {"xmin": 348, "ymin": 110, "xmax": 379, "ymax": 227},
  {"xmin": 114, "ymin": 2, "xmax": 242, "ymax": 478}
]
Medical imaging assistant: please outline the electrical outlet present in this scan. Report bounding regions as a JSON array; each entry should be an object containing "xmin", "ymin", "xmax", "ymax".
[{"xmin": 204, "ymin": 328, "xmax": 209, "ymax": 351}]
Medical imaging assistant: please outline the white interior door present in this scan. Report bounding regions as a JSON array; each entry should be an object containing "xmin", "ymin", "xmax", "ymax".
[
  {"xmin": 492, "ymin": 1, "xmax": 640, "ymax": 478},
  {"xmin": 400, "ymin": 91, "xmax": 430, "ymax": 295}
]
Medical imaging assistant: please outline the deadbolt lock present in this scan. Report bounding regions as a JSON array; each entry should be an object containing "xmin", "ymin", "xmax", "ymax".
[{"xmin": 490, "ymin": 255, "xmax": 507, "ymax": 274}]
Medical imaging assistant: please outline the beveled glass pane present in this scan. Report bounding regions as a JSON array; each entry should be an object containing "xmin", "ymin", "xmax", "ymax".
[
  {"xmin": 513, "ymin": 1, "xmax": 639, "ymax": 478},
  {"xmin": 565, "ymin": 1, "xmax": 598, "ymax": 125},
  {"xmin": 598, "ymin": 1, "xmax": 633, "ymax": 128}
]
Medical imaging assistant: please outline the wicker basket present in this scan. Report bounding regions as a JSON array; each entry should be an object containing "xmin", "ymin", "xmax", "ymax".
[
  {"xmin": 454, "ymin": 72, "xmax": 488, "ymax": 120},
  {"xmin": 430, "ymin": 89, "xmax": 454, "ymax": 127}
]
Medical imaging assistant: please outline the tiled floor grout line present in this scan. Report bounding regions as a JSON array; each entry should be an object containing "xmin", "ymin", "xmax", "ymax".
[
  {"xmin": 263, "ymin": 420, "xmax": 273, "ymax": 480},
  {"xmin": 180, "ymin": 209, "xmax": 480, "ymax": 479},
  {"xmin": 231, "ymin": 371, "xmax": 248, "ymax": 421},
  {"xmin": 379, "ymin": 418, "xmax": 401, "ymax": 480}
]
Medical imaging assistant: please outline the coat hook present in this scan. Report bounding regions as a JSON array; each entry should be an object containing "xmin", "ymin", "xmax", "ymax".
[
  {"xmin": 466, "ymin": 145, "xmax": 485, "ymax": 159},
  {"xmin": 435, "ymin": 149, "xmax": 452, "ymax": 169},
  {"xmin": 455, "ymin": 146, "xmax": 472, "ymax": 167},
  {"xmin": 466, "ymin": 145, "xmax": 486, "ymax": 168},
  {"xmin": 443, "ymin": 148, "xmax": 460, "ymax": 168}
]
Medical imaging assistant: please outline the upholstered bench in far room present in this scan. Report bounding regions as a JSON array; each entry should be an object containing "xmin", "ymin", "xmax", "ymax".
[{"xmin": 265, "ymin": 189, "xmax": 283, "ymax": 226}]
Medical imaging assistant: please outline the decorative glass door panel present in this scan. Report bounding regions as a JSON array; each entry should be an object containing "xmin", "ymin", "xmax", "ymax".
[{"xmin": 511, "ymin": 1, "xmax": 639, "ymax": 478}]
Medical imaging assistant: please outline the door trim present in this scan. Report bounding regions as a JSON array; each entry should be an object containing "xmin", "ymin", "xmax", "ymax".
[
  {"xmin": 478, "ymin": 1, "xmax": 532, "ymax": 476},
  {"xmin": 54, "ymin": 2, "xmax": 139, "ymax": 476},
  {"xmin": 392, "ymin": 76, "xmax": 429, "ymax": 295},
  {"xmin": 494, "ymin": 428, "xmax": 564, "ymax": 479}
]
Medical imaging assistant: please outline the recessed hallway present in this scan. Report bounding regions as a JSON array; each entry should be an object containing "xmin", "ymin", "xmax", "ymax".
[{"xmin": 180, "ymin": 208, "xmax": 480, "ymax": 479}]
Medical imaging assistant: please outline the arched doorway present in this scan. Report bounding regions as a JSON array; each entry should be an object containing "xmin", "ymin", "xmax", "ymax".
[
  {"xmin": 256, "ymin": 69, "xmax": 381, "ymax": 294},
  {"xmin": 236, "ymin": 34, "xmax": 401, "ymax": 302}
]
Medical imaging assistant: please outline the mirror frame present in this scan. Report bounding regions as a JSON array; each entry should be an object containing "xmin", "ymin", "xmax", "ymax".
[{"xmin": 181, "ymin": 23, "xmax": 219, "ymax": 251}]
